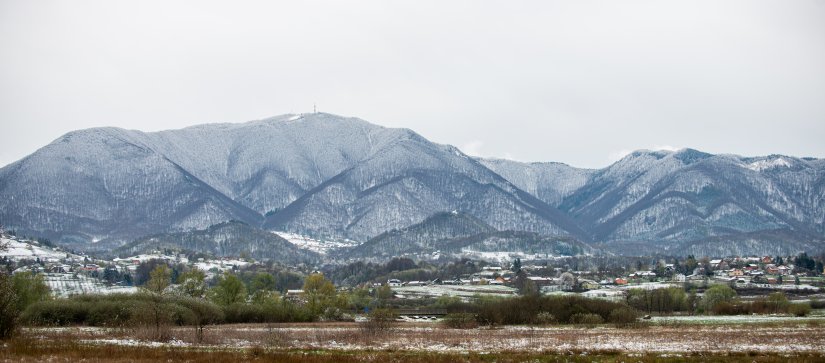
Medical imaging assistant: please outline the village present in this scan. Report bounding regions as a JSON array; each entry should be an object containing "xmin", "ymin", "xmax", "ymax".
[{"xmin": 3, "ymin": 233, "xmax": 823, "ymax": 302}]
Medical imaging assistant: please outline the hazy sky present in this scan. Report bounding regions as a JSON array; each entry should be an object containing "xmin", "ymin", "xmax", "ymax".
[{"xmin": 1, "ymin": 1, "xmax": 823, "ymax": 169}]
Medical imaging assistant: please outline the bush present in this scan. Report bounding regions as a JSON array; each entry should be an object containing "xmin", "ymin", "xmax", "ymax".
[
  {"xmin": 788, "ymin": 303, "xmax": 812, "ymax": 317},
  {"xmin": 569, "ymin": 313, "xmax": 603, "ymax": 326},
  {"xmin": 711, "ymin": 301, "xmax": 746, "ymax": 316},
  {"xmin": 608, "ymin": 307, "xmax": 638, "ymax": 327},
  {"xmin": 21, "ymin": 300, "xmax": 88, "ymax": 326},
  {"xmin": 223, "ymin": 303, "xmax": 267, "ymax": 324},
  {"xmin": 441, "ymin": 313, "xmax": 478, "ymax": 329},
  {"xmin": 87, "ymin": 301, "xmax": 133, "ymax": 327},
  {"xmin": 533, "ymin": 312, "xmax": 557, "ymax": 325},
  {"xmin": 360, "ymin": 308, "xmax": 396, "ymax": 335},
  {"xmin": 701, "ymin": 285, "xmax": 737, "ymax": 313},
  {"xmin": 0, "ymin": 273, "xmax": 18, "ymax": 339},
  {"xmin": 474, "ymin": 295, "xmax": 627, "ymax": 326}
]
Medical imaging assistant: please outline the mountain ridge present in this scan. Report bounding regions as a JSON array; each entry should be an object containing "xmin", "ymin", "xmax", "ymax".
[{"xmin": 1, "ymin": 113, "xmax": 822, "ymax": 257}]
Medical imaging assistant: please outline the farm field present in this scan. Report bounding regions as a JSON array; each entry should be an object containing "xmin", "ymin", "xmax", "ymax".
[{"xmin": 3, "ymin": 320, "xmax": 825, "ymax": 362}]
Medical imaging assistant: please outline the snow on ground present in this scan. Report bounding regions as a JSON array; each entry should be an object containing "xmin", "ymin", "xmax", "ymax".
[
  {"xmin": 44, "ymin": 273, "xmax": 138, "ymax": 297},
  {"xmin": 747, "ymin": 157, "xmax": 792, "ymax": 171},
  {"xmin": 1, "ymin": 237, "xmax": 72, "ymax": 262},
  {"xmin": 192, "ymin": 258, "xmax": 249, "ymax": 272},
  {"xmin": 393, "ymin": 284, "xmax": 517, "ymax": 299},
  {"xmin": 651, "ymin": 314, "xmax": 825, "ymax": 325},
  {"xmin": 459, "ymin": 250, "xmax": 551, "ymax": 263},
  {"xmin": 35, "ymin": 324, "xmax": 825, "ymax": 354},
  {"xmin": 114, "ymin": 253, "xmax": 188, "ymax": 265},
  {"xmin": 273, "ymin": 231, "xmax": 360, "ymax": 255},
  {"xmin": 82, "ymin": 338, "xmax": 190, "ymax": 348}
]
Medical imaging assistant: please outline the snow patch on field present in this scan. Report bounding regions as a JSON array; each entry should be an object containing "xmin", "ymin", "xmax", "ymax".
[
  {"xmin": 1, "ymin": 237, "xmax": 72, "ymax": 262},
  {"xmin": 394, "ymin": 284, "xmax": 517, "ymax": 299},
  {"xmin": 44, "ymin": 273, "xmax": 138, "ymax": 297},
  {"xmin": 651, "ymin": 315, "xmax": 825, "ymax": 324},
  {"xmin": 84, "ymin": 338, "xmax": 189, "ymax": 348}
]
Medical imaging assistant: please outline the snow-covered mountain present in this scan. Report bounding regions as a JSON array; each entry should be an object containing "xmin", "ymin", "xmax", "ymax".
[
  {"xmin": 1, "ymin": 114, "xmax": 822, "ymax": 257},
  {"xmin": 478, "ymin": 158, "xmax": 596, "ymax": 207},
  {"xmin": 0, "ymin": 113, "xmax": 585, "ymax": 249},
  {"xmin": 555, "ymin": 149, "xmax": 825, "ymax": 254}
]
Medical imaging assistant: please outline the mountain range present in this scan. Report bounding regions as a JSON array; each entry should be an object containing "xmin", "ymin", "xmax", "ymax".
[{"xmin": 1, "ymin": 113, "xmax": 822, "ymax": 260}]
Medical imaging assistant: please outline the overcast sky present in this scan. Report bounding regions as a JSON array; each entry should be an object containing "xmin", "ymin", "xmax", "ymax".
[{"xmin": 1, "ymin": 1, "xmax": 823, "ymax": 169}]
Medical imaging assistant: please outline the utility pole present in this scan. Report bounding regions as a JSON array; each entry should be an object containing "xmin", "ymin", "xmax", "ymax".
[{"xmin": 313, "ymin": 104, "xmax": 317, "ymax": 114}]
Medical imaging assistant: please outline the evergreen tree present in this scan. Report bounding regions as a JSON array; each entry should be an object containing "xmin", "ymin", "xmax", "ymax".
[{"xmin": 512, "ymin": 258, "xmax": 522, "ymax": 273}]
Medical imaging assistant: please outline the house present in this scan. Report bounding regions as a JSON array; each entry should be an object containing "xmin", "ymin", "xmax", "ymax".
[
  {"xmin": 406, "ymin": 281, "xmax": 427, "ymax": 286},
  {"xmin": 581, "ymin": 289, "xmax": 626, "ymax": 301},
  {"xmin": 387, "ymin": 279, "xmax": 403, "ymax": 287},
  {"xmin": 540, "ymin": 285, "xmax": 561, "ymax": 293},
  {"xmin": 80, "ymin": 264, "xmax": 100, "ymax": 272},
  {"xmin": 761, "ymin": 256, "xmax": 773, "ymax": 264},
  {"xmin": 672, "ymin": 273, "xmax": 686, "ymax": 282},
  {"xmin": 630, "ymin": 271, "xmax": 656, "ymax": 279},
  {"xmin": 526, "ymin": 276, "xmax": 555, "ymax": 287},
  {"xmin": 614, "ymin": 278, "xmax": 628, "ymax": 285},
  {"xmin": 285, "ymin": 289, "xmax": 305, "ymax": 304},
  {"xmin": 687, "ymin": 274, "xmax": 707, "ymax": 281},
  {"xmin": 766, "ymin": 264, "xmax": 779, "ymax": 275},
  {"xmin": 777, "ymin": 266, "xmax": 791, "ymax": 276},
  {"xmin": 579, "ymin": 279, "xmax": 600, "ymax": 290},
  {"xmin": 729, "ymin": 269, "xmax": 744, "ymax": 277}
]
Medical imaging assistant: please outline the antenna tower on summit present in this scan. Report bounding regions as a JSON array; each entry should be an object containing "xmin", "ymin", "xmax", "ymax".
[{"xmin": 313, "ymin": 104, "xmax": 317, "ymax": 114}]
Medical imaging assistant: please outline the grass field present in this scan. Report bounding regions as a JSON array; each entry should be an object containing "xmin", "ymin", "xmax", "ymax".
[{"xmin": 3, "ymin": 320, "xmax": 825, "ymax": 362}]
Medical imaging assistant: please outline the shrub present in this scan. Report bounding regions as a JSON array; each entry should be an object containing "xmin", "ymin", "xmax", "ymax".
[
  {"xmin": 533, "ymin": 312, "xmax": 557, "ymax": 325},
  {"xmin": 701, "ymin": 285, "xmax": 737, "ymax": 313},
  {"xmin": 87, "ymin": 300, "xmax": 133, "ymax": 327},
  {"xmin": 174, "ymin": 296, "xmax": 223, "ymax": 342},
  {"xmin": 0, "ymin": 273, "xmax": 18, "ymax": 339},
  {"xmin": 712, "ymin": 302, "xmax": 746, "ymax": 316},
  {"xmin": 441, "ymin": 313, "xmax": 478, "ymax": 329},
  {"xmin": 788, "ymin": 303, "xmax": 812, "ymax": 317},
  {"xmin": 569, "ymin": 313, "xmax": 603, "ymax": 326},
  {"xmin": 223, "ymin": 303, "xmax": 267, "ymax": 324},
  {"xmin": 21, "ymin": 300, "xmax": 87, "ymax": 326},
  {"xmin": 608, "ymin": 307, "xmax": 638, "ymax": 327},
  {"xmin": 360, "ymin": 308, "xmax": 396, "ymax": 335},
  {"xmin": 474, "ymin": 295, "xmax": 627, "ymax": 326}
]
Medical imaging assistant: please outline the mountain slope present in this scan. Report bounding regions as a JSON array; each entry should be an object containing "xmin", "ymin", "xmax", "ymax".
[
  {"xmin": 2, "ymin": 113, "xmax": 822, "ymax": 257},
  {"xmin": 478, "ymin": 158, "xmax": 595, "ymax": 207},
  {"xmin": 0, "ymin": 127, "xmax": 261, "ymax": 246},
  {"xmin": 0, "ymin": 113, "xmax": 586, "ymax": 249},
  {"xmin": 264, "ymin": 128, "xmax": 588, "ymax": 242},
  {"xmin": 115, "ymin": 221, "xmax": 319, "ymax": 264},
  {"xmin": 342, "ymin": 211, "xmax": 497, "ymax": 259},
  {"xmin": 555, "ymin": 149, "xmax": 825, "ymax": 252}
]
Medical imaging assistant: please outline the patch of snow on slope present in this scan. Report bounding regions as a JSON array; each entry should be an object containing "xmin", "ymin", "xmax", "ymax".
[
  {"xmin": 45, "ymin": 273, "xmax": 139, "ymax": 297},
  {"xmin": 272, "ymin": 231, "xmax": 360, "ymax": 255},
  {"xmin": 747, "ymin": 157, "xmax": 791, "ymax": 171},
  {"xmin": 1, "ymin": 237, "xmax": 73, "ymax": 262}
]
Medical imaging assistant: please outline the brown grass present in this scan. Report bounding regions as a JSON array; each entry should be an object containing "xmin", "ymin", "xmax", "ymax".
[
  {"xmin": 3, "ymin": 338, "xmax": 825, "ymax": 363},
  {"xmin": 3, "ymin": 322, "xmax": 825, "ymax": 362}
]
